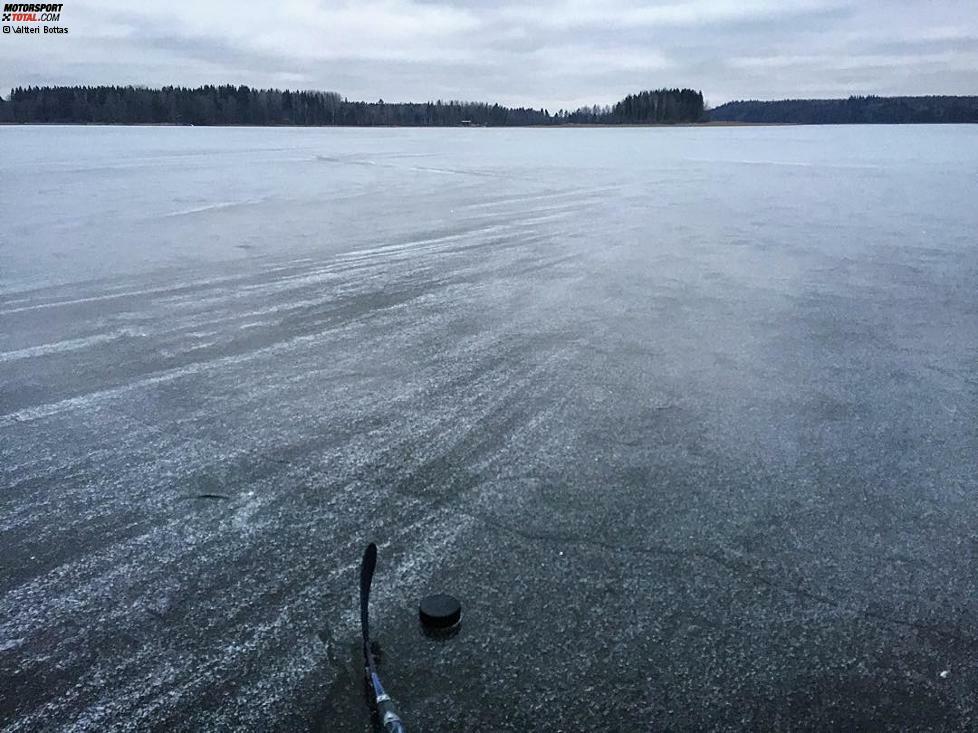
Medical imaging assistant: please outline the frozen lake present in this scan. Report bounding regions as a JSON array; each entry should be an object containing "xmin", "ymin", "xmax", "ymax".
[{"xmin": 1, "ymin": 125, "xmax": 977, "ymax": 730}]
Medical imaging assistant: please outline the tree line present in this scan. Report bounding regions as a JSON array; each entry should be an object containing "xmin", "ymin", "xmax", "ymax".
[
  {"xmin": 709, "ymin": 96, "xmax": 978, "ymax": 124},
  {"xmin": 0, "ymin": 84, "xmax": 705, "ymax": 126}
]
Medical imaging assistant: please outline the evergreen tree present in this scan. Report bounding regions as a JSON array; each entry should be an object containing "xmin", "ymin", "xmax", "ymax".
[
  {"xmin": 709, "ymin": 95, "xmax": 978, "ymax": 124},
  {"xmin": 1, "ymin": 84, "xmax": 713, "ymax": 126}
]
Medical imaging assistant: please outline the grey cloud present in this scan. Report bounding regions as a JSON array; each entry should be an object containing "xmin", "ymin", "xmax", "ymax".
[{"xmin": 1, "ymin": 0, "xmax": 976, "ymax": 106}]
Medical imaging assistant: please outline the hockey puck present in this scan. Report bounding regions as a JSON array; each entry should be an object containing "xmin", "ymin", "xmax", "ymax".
[{"xmin": 419, "ymin": 594, "xmax": 461, "ymax": 629}]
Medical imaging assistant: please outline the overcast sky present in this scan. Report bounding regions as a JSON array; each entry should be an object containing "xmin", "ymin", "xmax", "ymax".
[{"xmin": 1, "ymin": 0, "xmax": 976, "ymax": 108}]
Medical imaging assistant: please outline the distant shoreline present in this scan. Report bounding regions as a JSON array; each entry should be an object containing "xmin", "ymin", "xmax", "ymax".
[
  {"xmin": 6, "ymin": 120, "xmax": 973, "ymax": 128},
  {"xmin": 710, "ymin": 95, "xmax": 978, "ymax": 124},
  {"xmin": 5, "ymin": 86, "xmax": 975, "ymax": 125}
]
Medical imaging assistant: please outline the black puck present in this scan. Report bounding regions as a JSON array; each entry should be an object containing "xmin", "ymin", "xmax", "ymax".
[{"xmin": 419, "ymin": 594, "xmax": 461, "ymax": 629}]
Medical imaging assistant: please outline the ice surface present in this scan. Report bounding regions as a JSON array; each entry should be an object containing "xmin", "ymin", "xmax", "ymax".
[{"xmin": 1, "ymin": 125, "xmax": 977, "ymax": 730}]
